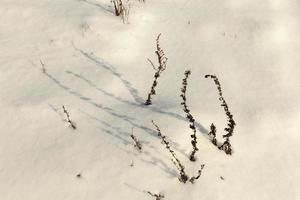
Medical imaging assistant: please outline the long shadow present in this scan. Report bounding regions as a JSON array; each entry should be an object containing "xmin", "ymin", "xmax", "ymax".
[
  {"xmin": 81, "ymin": 109, "xmax": 181, "ymax": 161},
  {"xmin": 43, "ymin": 71, "xmax": 190, "ymax": 158},
  {"xmin": 139, "ymin": 156, "xmax": 178, "ymax": 178},
  {"xmin": 66, "ymin": 70, "xmax": 139, "ymax": 107},
  {"xmin": 73, "ymin": 45, "xmax": 144, "ymax": 104},
  {"xmin": 65, "ymin": 70, "xmax": 208, "ymax": 135},
  {"xmin": 44, "ymin": 71, "xmax": 145, "ymax": 126},
  {"xmin": 65, "ymin": 70, "xmax": 206, "ymax": 153},
  {"xmin": 80, "ymin": 0, "xmax": 114, "ymax": 15},
  {"xmin": 79, "ymin": 109, "xmax": 132, "ymax": 145},
  {"xmin": 81, "ymin": 110, "xmax": 178, "ymax": 178}
]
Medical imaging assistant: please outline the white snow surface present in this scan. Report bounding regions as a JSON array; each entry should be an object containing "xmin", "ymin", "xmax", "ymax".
[{"xmin": 0, "ymin": 0, "xmax": 300, "ymax": 199}]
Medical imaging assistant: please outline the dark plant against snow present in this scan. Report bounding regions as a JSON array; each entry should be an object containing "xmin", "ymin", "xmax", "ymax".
[
  {"xmin": 151, "ymin": 120, "xmax": 189, "ymax": 183},
  {"xmin": 151, "ymin": 120, "xmax": 206, "ymax": 184},
  {"xmin": 205, "ymin": 74, "xmax": 236, "ymax": 155},
  {"xmin": 180, "ymin": 70, "xmax": 198, "ymax": 162},
  {"xmin": 112, "ymin": 0, "xmax": 122, "ymax": 16},
  {"xmin": 208, "ymin": 123, "xmax": 217, "ymax": 146},
  {"xmin": 146, "ymin": 191, "xmax": 165, "ymax": 200},
  {"xmin": 111, "ymin": 0, "xmax": 130, "ymax": 23},
  {"xmin": 62, "ymin": 105, "xmax": 76, "ymax": 130},
  {"xmin": 189, "ymin": 164, "xmax": 205, "ymax": 184},
  {"xmin": 130, "ymin": 128, "xmax": 142, "ymax": 152},
  {"xmin": 145, "ymin": 34, "xmax": 168, "ymax": 105}
]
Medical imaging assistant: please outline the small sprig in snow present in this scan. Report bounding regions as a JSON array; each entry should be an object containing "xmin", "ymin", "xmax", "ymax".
[
  {"xmin": 151, "ymin": 120, "xmax": 189, "ymax": 183},
  {"xmin": 205, "ymin": 74, "xmax": 236, "ymax": 155},
  {"xmin": 130, "ymin": 128, "xmax": 142, "ymax": 152},
  {"xmin": 180, "ymin": 70, "xmax": 198, "ymax": 161},
  {"xmin": 189, "ymin": 164, "xmax": 205, "ymax": 184},
  {"xmin": 146, "ymin": 191, "xmax": 165, "ymax": 200},
  {"xmin": 208, "ymin": 123, "xmax": 217, "ymax": 146},
  {"xmin": 145, "ymin": 34, "xmax": 168, "ymax": 105},
  {"xmin": 151, "ymin": 120, "xmax": 206, "ymax": 184},
  {"xmin": 111, "ymin": 0, "xmax": 130, "ymax": 23},
  {"xmin": 62, "ymin": 105, "xmax": 76, "ymax": 130}
]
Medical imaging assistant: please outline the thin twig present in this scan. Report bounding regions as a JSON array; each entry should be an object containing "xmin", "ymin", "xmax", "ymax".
[
  {"xmin": 62, "ymin": 105, "xmax": 76, "ymax": 129},
  {"xmin": 205, "ymin": 74, "xmax": 236, "ymax": 155},
  {"xmin": 130, "ymin": 128, "xmax": 142, "ymax": 152},
  {"xmin": 147, "ymin": 191, "xmax": 165, "ymax": 200},
  {"xmin": 145, "ymin": 34, "xmax": 168, "ymax": 105},
  {"xmin": 151, "ymin": 120, "xmax": 189, "ymax": 183},
  {"xmin": 180, "ymin": 70, "xmax": 198, "ymax": 161},
  {"xmin": 189, "ymin": 164, "xmax": 205, "ymax": 184}
]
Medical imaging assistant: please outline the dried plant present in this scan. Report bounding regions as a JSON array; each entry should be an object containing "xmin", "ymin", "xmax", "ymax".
[
  {"xmin": 151, "ymin": 121, "xmax": 206, "ymax": 183},
  {"xmin": 180, "ymin": 70, "xmax": 198, "ymax": 161},
  {"xmin": 147, "ymin": 191, "xmax": 165, "ymax": 200},
  {"xmin": 111, "ymin": 0, "xmax": 130, "ymax": 23},
  {"xmin": 151, "ymin": 120, "xmax": 189, "ymax": 183},
  {"xmin": 208, "ymin": 123, "xmax": 217, "ymax": 146},
  {"xmin": 205, "ymin": 74, "xmax": 236, "ymax": 155},
  {"xmin": 189, "ymin": 164, "xmax": 205, "ymax": 184},
  {"xmin": 146, "ymin": 191, "xmax": 165, "ymax": 200},
  {"xmin": 145, "ymin": 34, "xmax": 168, "ymax": 105},
  {"xmin": 130, "ymin": 128, "xmax": 142, "ymax": 152},
  {"xmin": 120, "ymin": 1, "xmax": 130, "ymax": 24},
  {"xmin": 62, "ymin": 105, "xmax": 76, "ymax": 129},
  {"xmin": 112, "ymin": 0, "xmax": 121, "ymax": 16}
]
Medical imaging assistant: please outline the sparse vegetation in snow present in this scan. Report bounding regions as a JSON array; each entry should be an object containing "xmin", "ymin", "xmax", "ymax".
[
  {"xmin": 180, "ymin": 70, "xmax": 199, "ymax": 162},
  {"xmin": 145, "ymin": 34, "xmax": 168, "ymax": 105},
  {"xmin": 205, "ymin": 74, "xmax": 236, "ymax": 155},
  {"xmin": 62, "ymin": 105, "xmax": 76, "ymax": 130}
]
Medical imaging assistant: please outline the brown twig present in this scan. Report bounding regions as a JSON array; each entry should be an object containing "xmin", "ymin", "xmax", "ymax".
[
  {"xmin": 189, "ymin": 164, "xmax": 205, "ymax": 184},
  {"xmin": 62, "ymin": 105, "xmax": 76, "ymax": 129},
  {"xmin": 208, "ymin": 123, "xmax": 217, "ymax": 146},
  {"xmin": 130, "ymin": 128, "xmax": 142, "ymax": 152},
  {"xmin": 205, "ymin": 75, "xmax": 236, "ymax": 155},
  {"xmin": 147, "ymin": 191, "xmax": 165, "ymax": 200},
  {"xmin": 145, "ymin": 34, "xmax": 168, "ymax": 105},
  {"xmin": 180, "ymin": 70, "xmax": 198, "ymax": 161},
  {"xmin": 151, "ymin": 120, "xmax": 189, "ymax": 183}
]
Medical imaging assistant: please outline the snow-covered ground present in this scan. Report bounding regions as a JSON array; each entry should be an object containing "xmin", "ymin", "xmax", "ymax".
[{"xmin": 1, "ymin": 0, "xmax": 300, "ymax": 199}]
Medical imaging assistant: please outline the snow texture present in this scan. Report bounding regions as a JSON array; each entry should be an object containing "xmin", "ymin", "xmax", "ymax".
[{"xmin": 0, "ymin": 0, "xmax": 299, "ymax": 199}]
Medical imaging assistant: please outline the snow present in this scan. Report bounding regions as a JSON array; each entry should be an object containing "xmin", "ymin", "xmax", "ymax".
[{"xmin": 0, "ymin": 0, "xmax": 300, "ymax": 199}]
